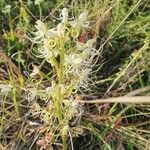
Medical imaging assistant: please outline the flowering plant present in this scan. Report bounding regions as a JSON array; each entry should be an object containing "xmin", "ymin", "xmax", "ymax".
[{"xmin": 28, "ymin": 8, "xmax": 97, "ymax": 149}]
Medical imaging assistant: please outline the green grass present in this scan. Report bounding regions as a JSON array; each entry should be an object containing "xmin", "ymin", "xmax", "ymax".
[{"xmin": 0, "ymin": 0, "xmax": 150, "ymax": 150}]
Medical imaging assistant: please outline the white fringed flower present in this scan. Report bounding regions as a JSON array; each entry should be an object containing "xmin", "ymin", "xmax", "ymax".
[
  {"xmin": 65, "ymin": 54, "xmax": 83, "ymax": 75},
  {"xmin": 64, "ymin": 53, "xmax": 92, "ymax": 88},
  {"xmin": 69, "ymin": 10, "xmax": 89, "ymax": 30},
  {"xmin": 34, "ymin": 20, "xmax": 57, "ymax": 43},
  {"xmin": 65, "ymin": 54, "xmax": 82, "ymax": 67},
  {"xmin": 76, "ymin": 38, "xmax": 97, "ymax": 60},
  {"xmin": 30, "ymin": 64, "xmax": 40, "ymax": 77}
]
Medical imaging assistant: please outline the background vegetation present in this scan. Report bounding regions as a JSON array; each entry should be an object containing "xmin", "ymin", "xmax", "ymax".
[{"xmin": 0, "ymin": 0, "xmax": 149, "ymax": 149}]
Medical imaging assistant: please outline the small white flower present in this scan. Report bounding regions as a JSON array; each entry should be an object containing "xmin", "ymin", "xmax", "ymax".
[
  {"xmin": 65, "ymin": 54, "xmax": 87, "ymax": 84},
  {"xmin": 76, "ymin": 38, "xmax": 97, "ymax": 60},
  {"xmin": 69, "ymin": 10, "xmax": 89, "ymax": 29},
  {"xmin": 2, "ymin": 5, "xmax": 11, "ymax": 14},
  {"xmin": 33, "ymin": 20, "xmax": 66, "ymax": 44},
  {"xmin": 37, "ymin": 47, "xmax": 59, "ymax": 66},
  {"xmin": 61, "ymin": 8, "xmax": 68, "ymax": 23},
  {"xmin": 65, "ymin": 54, "xmax": 82, "ymax": 66},
  {"xmin": 35, "ymin": 0, "xmax": 44, "ymax": 5},
  {"xmin": 0, "ymin": 84, "xmax": 12, "ymax": 94},
  {"xmin": 35, "ymin": 20, "xmax": 46, "ymax": 33},
  {"xmin": 30, "ymin": 64, "xmax": 40, "ymax": 77},
  {"xmin": 34, "ymin": 20, "xmax": 57, "ymax": 43},
  {"xmin": 65, "ymin": 54, "xmax": 83, "ymax": 75}
]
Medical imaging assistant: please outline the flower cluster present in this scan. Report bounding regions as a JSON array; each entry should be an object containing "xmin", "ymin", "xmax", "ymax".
[
  {"xmin": 29, "ymin": 8, "xmax": 97, "ymax": 128},
  {"xmin": 31, "ymin": 8, "xmax": 97, "ymax": 90}
]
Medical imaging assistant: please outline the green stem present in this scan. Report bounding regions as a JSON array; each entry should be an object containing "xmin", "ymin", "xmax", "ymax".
[
  {"xmin": 59, "ymin": 46, "xmax": 64, "ymax": 85},
  {"xmin": 38, "ymin": 4, "xmax": 42, "ymax": 20},
  {"xmin": 55, "ymin": 40, "xmax": 65, "ymax": 122},
  {"xmin": 58, "ymin": 41, "xmax": 68, "ymax": 149},
  {"xmin": 62, "ymin": 136, "xmax": 67, "ymax": 150}
]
